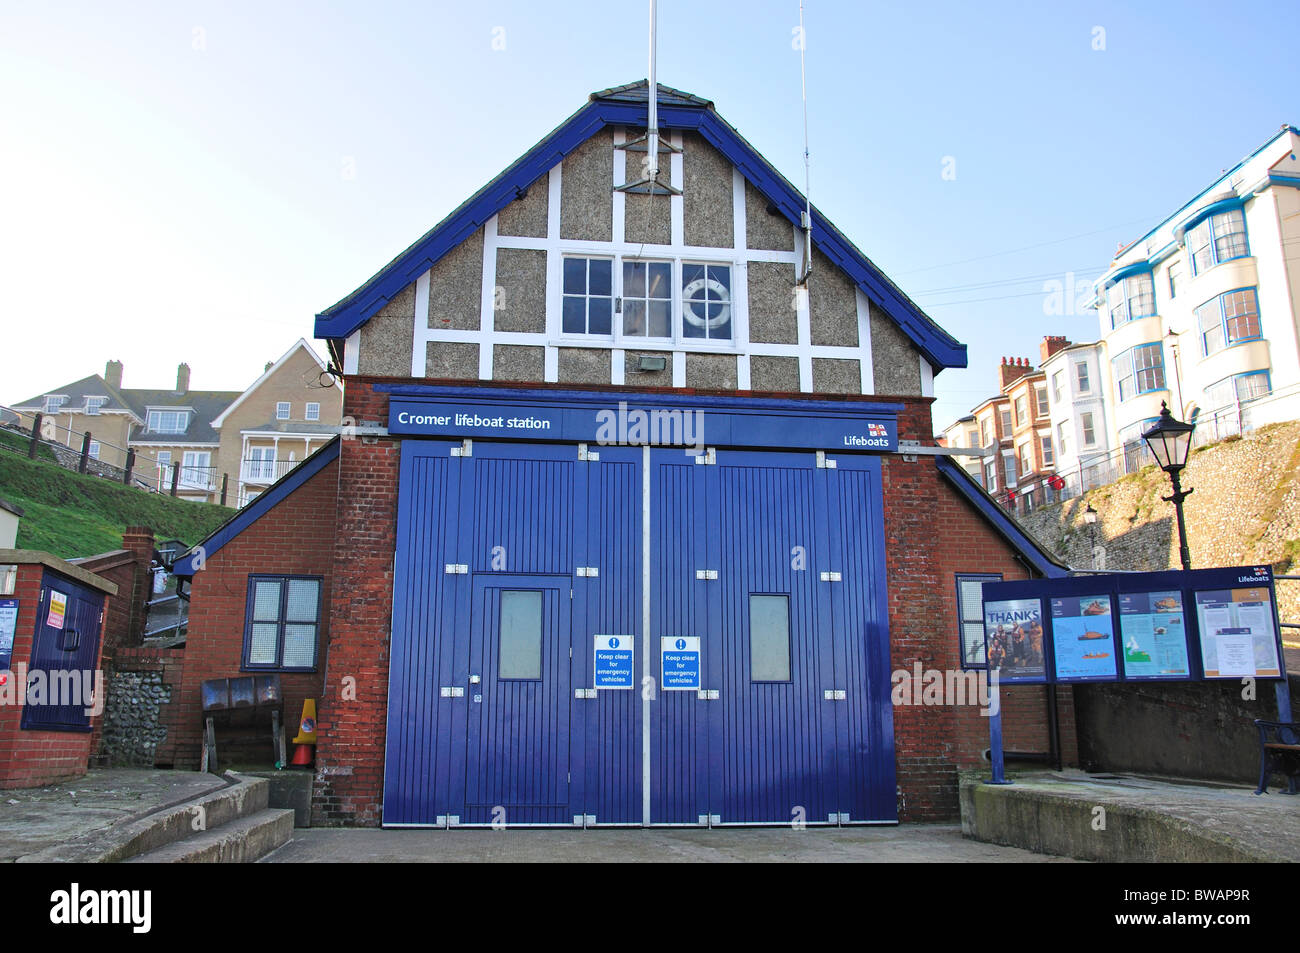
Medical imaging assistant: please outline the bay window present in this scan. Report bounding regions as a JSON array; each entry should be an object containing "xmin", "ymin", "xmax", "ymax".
[
  {"xmin": 1187, "ymin": 208, "xmax": 1248, "ymax": 275},
  {"xmin": 1196, "ymin": 288, "xmax": 1260, "ymax": 357},
  {"xmin": 1112, "ymin": 343, "xmax": 1165, "ymax": 401},
  {"xmin": 1106, "ymin": 272, "xmax": 1155, "ymax": 328}
]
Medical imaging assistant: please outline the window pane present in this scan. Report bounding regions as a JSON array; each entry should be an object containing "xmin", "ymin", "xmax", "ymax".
[
  {"xmin": 623, "ymin": 299, "xmax": 647, "ymax": 336},
  {"xmin": 281, "ymin": 624, "xmax": 317, "ymax": 668},
  {"xmin": 958, "ymin": 580, "xmax": 987, "ymax": 622},
  {"xmin": 286, "ymin": 579, "xmax": 319, "ymax": 622},
  {"xmin": 647, "ymin": 263, "xmax": 671, "ymax": 297},
  {"xmin": 589, "ymin": 297, "xmax": 612, "ymax": 335},
  {"xmin": 499, "ymin": 590, "xmax": 542, "ymax": 679},
  {"xmin": 623, "ymin": 261, "xmax": 646, "ymax": 297},
  {"xmin": 248, "ymin": 623, "xmax": 279, "ymax": 664},
  {"xmin": 589, "ymin": 259, "xmax": 612, "ymax": 296},
  {"xmin": 750, "ymin": 595, "xmax": 790, "ymax": 681},
  {"xmin": 1223, "ymin": 289, "xmax": 1258, "ymax": 342},
  {"xmin": 563, "ymin": 258, "xmax": 586, "ymax": 294},
  {"xmin": 648, "ymin": 300, "xmax": 671, "ymax": 337},
  {"xmin": 562, "ymin": 296, "xmax": 586, "ymax": 334},
  {"xmin": 252, "ymin": 579, "xmax": 282, "ymax": 621}
]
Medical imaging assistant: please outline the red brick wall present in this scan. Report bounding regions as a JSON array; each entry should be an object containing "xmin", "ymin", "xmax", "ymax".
[
  {"xmin": 884, "ymin": 397, "xmax": 1075, "ymax": 821},
  {"xmin": 313, "ymin": 384, "xmax": 397, "ymax": 826},
  {"xmin": 171, "ymin": 457, "xmax": 339, "ymax": 769},
  {"xmin": 0, "ymin": 564, "xmax": 109, "ymax": 789}
]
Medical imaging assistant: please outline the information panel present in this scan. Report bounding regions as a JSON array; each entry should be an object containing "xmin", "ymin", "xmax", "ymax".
[
  {"xmin": 984, "ymin": 598, "xmax": 1046, "ymax": 682},
  {"xmin": 1117, "ymin": 591, "xmax": 1191, "ymax": 679},
  {"xmin": 594, "ymin": 635, "xmax": 635, "ymax": 689},
  {"xmin": 660, "ymin": 637, "xmax": 701, "ymax": 691},
  {"xmin": 0, "ymin": 597, "xmax": 16, "ymax": 674},
  {"xmin": 1050, "ymin": 595, "xmax": 1117, "ymax": 680},
  {"xmin": 1195, "ymin": 587, "xmax": 1282, "ymax": 678}
]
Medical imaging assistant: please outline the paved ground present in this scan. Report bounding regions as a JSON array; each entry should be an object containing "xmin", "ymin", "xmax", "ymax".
[
  {"xmin": 0, "ymin": 768, "xmax": 225, "ymax": 863},
  {"xmin": 259, "ymin": 824, "xmax": 1076, "ymax": 863}
]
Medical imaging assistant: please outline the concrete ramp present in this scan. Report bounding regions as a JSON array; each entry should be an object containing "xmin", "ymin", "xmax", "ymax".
[{"xmin": 961, "ymin": 770, "xmax": 1300, "ymax": 863}]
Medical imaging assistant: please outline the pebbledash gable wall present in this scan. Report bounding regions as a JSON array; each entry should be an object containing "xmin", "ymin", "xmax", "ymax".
[{"xmin": 170, "ymin": 456, "xmax": 340, "ymax": 769}]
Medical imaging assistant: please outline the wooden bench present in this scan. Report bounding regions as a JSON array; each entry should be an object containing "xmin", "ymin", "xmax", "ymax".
[{"xmin": 1253, "ymin": 720, "xmax": 1300, "ymax": 795}]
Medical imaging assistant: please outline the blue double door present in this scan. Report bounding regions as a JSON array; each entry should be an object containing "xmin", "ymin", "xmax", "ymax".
[{"xmin": 383, "ymin": 440, "xmax": 894, "ymax": 826}]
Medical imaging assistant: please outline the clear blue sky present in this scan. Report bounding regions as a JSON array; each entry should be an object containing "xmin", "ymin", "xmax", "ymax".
[{"xmin": 3, "ymin": 0, "xmax": 1297, "ymax": 428}]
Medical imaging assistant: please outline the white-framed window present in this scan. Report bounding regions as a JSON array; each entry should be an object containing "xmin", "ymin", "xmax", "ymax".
[
  {"xmin": 980, "ymin": 417, "xmax": 993, "ymax": 447},
  {"xmin": 85, "ymin": 396, "xmax": 107, "ymax": 415},
  {"xmin": 276, "ymin": 402, "xmax": 291, "ymax": 420},
  {"xmin": 1034, "ymin": 384, "xmax": 1048, "ymax": 418},
  {"xmin": 1075, "ymin": 361, "xmax": 1090, "ymax": 394},
  {"xmin": 1168, "ymin": 259, "xmax": 1183, "ymax": 299},
  {"xmin": 999, "ymin": 408, "xmax": 1012, "ymax": 435},
  {"xmin": 1187, "ymin": 208, "xmax": 1248, "ymax": 275},
  {"xmin": 181, "ymin": 450, "xmax": 211, "ymax": 487},
  {"xmin": 1017, "ymin": 440, "xmax": 1032, "ymax": 476},
  {"xmin": 561, "ymin": 254, "xmax": 734, "ymax": 344},
  {"xmin": 247, "ymin": 446, "xmax": 275, "ymax": 481},
  {"xmin": 1206, "ymin": 371, "xmax": 1271, "ymax": 409},
  {"xmin": 305, "ymin": 402, "xmax": 320, "ymax": 422},
  {"xmin": 1057, "ymin": 420, "xmax": 1070, "ymax": 458},
  {"xmin": 1014, "ymin": 395, "xmax": 1028, "ymax": 427},
  {"xmin": 1003, "ymin": 453, "xmax": 1016, "ymax": 486},
  {"xmin": 965, "ymin": 428, "xmax": 979, "ymax": 449},
  {"xmin": 1106, "ymin": 273, "xmax": 1155, "ymax": 328},
  {"xmin": 156, "ymin": 450, "xmax": 172, "ymax": 468},
  {"xmin": 1081, "ymin": 412, "xmax": 1097, "ymax": 447},
  {"xmin": 88, "ymin": 440, "xmax": 100, "ymax": 459},
  {"xmin": 1112, "ymin": 343, "xmax": 1165, "ymax": 402},
  {"xmin": 984, "ymin": 457, "xmax": 998, "ymax": 492},
  {"xmin": 147, "ymin": 410, "xmax": 189, "ymax": 434},
  {"xmin": 43, "ymin": 395, "xmax": 67, "ymax": 414},
  {"xmin": 1051, "ymin": 370, "xmax": 1064, "ymax": 403},
  {"xmin": 1039, "ymin": 435, "xmax": 1054, "ymax": 467},
  {"xmin": 1196, "ymin": 287, "xmax": 1261, "ymax": 357},
  {"xmin": 562, "ymin": 257, "xmax": 614, "ymax": 336}
]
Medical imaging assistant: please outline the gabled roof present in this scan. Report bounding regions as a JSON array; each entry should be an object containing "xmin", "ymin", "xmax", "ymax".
[
  {"xmin": 936, "ymin": 457, "xmax": 1071, "ymax": 578},
  {"xmin": 315, "ymin": 80, "xmax": 967, "ymax": 372},
  {"xmin": 210, "ymin": 338, "xmax": 336, "ymax": 429},
  {"xmin": 172, "ymin": 437, "xmax": 340, "ymax": 577}
]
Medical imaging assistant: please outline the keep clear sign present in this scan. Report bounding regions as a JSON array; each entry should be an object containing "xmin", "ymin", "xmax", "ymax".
[
  {"xmin": 594, "ymin": 635, "xmax": 634, "ymax": 689},
  {"xmin": 660, "ymin": 637, "xmax": 701, "ymax": 691}
]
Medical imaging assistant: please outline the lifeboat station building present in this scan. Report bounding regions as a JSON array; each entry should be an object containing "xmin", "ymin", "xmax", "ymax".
[{"xmin": 177, "ymin": 82, "xmax": 1073, "ymax": 827}]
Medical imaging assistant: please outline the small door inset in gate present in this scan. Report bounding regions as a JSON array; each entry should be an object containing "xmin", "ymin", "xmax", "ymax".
[
  {"xmin": 21, "ymin": 573, "xmax": 104, "ymax": 733},
  {"xmin": 461, "ymin": 575, "xmax": 572, "ymax": 826}
]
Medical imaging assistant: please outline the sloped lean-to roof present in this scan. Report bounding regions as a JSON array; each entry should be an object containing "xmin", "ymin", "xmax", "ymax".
[
  {"xmin": 935, "ymin": 456, "xmax": 1071, "ymax": 579},
  {"xmin": 315, "ymin": 80, "xmax": 966, "ymax": 373}
]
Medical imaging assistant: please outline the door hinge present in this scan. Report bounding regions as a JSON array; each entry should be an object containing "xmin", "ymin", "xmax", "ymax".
[
  {"xmin": 575, "ymin": 566, "xmax": 599, "ymax": 577},
  {"xmin": 823, "ymin": 689, "xmax": 847, "ymax": 700},
  {"xmin": 696, "ymin": 689, "xmax": 720, "ymax": 700},
  {"xmin": 819, "ymin": 570, "xmax": 842, "ymax": 582},
  {"xmin": 440, "ymin": 686, "xmax": 465, "ymax": 698},
  {"xmin": 451, "ymin": 438, "xmax": 473, "ymax": 457},
  {"xmin": 694, "ymin": 447, "xmax": 717, "ymax": 465},
  {"xmin": 578, "ymin": 443, "xmax": 600, "ymax": 461},
  {"xmin": 816, "ymin": 450, "xmax": 838, "ymax": 469},
  {"xmin": 695, "ymin": 569, "xmax": 719, "ymax": 580},
  {"xmin": 444, "ymin": 563, "xmax": 469, "ymax": 574},
  {"xmin": 574, "ymin": 688, "xmax": 597, "ymax": 699}
]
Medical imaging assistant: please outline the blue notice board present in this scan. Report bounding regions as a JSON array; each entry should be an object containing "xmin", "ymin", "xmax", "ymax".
[
  {"xmin": 0, "ymin": 597, "xmax": 16, "ymax": 673},
  {"xmin": 1049, "ymin": 594, "xmax": 1118, "ymax": 682},
  {"xmin": 1117, "ymin": 591, "xmax": 1192, "ymax": 679},
  {"xmin": 594, "ymin": 634, "xmax": 634, "ymax": 689}
]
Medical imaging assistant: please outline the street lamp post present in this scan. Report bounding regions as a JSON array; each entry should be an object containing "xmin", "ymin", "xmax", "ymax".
[
  {"xmin": 1083, "ymin": 503, "xmax": 1098, "ymax": 570},
  {"xmin": 1142, "ymin": 402, "xmax": 1196, "ymax": 571}
]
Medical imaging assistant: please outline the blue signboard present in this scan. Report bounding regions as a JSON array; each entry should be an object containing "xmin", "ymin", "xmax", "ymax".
[
  {"xmin": 1049, "ymin": 594, "xmax": 1118, "ymax": 682},
  {"xmin": 1117, "ymin": 591, "xmax": 1191, "ymax": 679},
  {"xmin": 386, "ymin": 391, "xmax": 898, "ymax": 453},
  {"xmin": 660, "ymin": 636, "xmax": 701, "ymax": 691},
  {"xmin": 594, "ymin": 634, "xmax": 634, "ymax": 690}
]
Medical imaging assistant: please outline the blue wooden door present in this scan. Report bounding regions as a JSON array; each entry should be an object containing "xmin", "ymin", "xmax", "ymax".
[
  {"xmin": 21, "ymin": 573, "xmax": 104, "ymax": 733},
  {"xmin": 573, "ymin": 446, "xmax": 642, "ymax": 825},
  {"xmin": 819, "ymin": 455, "xmax": 896, "ymax": 822},
  {"xmin": 713, "ymin": 450, "xmax": 832, "ymax": 824},
  {"xmin": 464, "ymin": 575, "xmax": 571, "ymax": 825}
]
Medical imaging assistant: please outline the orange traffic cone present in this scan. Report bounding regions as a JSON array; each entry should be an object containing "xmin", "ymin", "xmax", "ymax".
[{"xmin": 290, "ymin": 744, "xmax": 314, "ymax": 767}]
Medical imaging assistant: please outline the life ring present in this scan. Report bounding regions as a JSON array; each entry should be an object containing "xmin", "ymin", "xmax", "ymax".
[{"xmin": 682, "ymin": 276, "xmax": 731, "ymax": 330}]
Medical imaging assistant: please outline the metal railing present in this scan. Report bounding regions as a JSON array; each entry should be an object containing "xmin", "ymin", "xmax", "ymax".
[{"xmin": 240, "ymin": 458, "xmax": 301, "ymax": 484}]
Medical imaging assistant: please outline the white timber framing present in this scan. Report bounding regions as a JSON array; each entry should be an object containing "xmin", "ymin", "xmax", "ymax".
[{"xmin": 401, "ymin": 125, "xmax": 879, "ymax": 393}]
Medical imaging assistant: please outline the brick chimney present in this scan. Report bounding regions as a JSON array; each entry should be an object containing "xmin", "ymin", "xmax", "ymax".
[
  {"xmin": 1039, "ymin": 335, "xmax": 1071, "ymax": 364},
  {"xmin": 998, "ymin": 356, "xmax": 1034, "ymax": 392},
  {"xmin": 105, "ymin": 360, "xmax": 123, "ymax": 390},
  {"xmin": 176, "ymin": 363, "xmax": 191, "ymax": 394}
]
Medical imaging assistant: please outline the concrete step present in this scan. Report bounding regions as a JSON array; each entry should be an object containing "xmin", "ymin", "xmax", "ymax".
[
  {"xmin": 18, "ymin": 772, "xmax": 271, "ymax": 863},
  {"xmin": 125, "ymin": 808, "xmax": 295, "ymax": 864}
]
